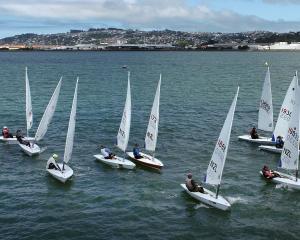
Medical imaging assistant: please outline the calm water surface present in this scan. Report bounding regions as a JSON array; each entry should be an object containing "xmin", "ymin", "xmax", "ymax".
[{"xmin": 0, "ymin": 51, "xmax": 300, "ymax": 239}]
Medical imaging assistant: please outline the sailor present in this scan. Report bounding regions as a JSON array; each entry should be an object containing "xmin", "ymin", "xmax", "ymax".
[
  {"xmin": 133, "ymin": 144, "xmax": 143, "ymax": 159},
  {"xmin": 2, "ymin": 126, "xmax": 13, "ymax": 138},
  {"xmin": 262, "ymin": 165, "xmax": 280, "ymax": 179},
  {"xmin": 275, "ymin": 136, "xmax": 284, "ymax": 148},
  {"xmin": 16, "ymin": 129, "xmax": 30, "ymax": 147},
  {"xmin": 250, "ymin": 126, "xmax": 259, "ymax": 139},
  {"xmin": 46, "ymin": 154, "xmax": 61, "ymax": 170},
  {"xmin": 185, "ymin": 173, "xmax": 205, "ymax": 193},
  {"xmin": 100, "ymin": 145, "xmax": 115, "ymax": 159}
]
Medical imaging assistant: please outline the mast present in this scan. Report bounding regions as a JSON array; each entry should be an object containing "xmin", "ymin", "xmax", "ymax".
[
  {"xmin": 116, "ymin": 72, "xmax": 131, "ymax": 154},
  {"xmin": 63, "ymin": 78, "xmax": 78, "ymax": 171},
  {"xmin": 25, "ymin": 66, "xmax": 33, "ymax": 137},
  {"xmin": 258, "ymin": 63, "xmax": 273, "ymax": 132},
  {"xmin": 145, "ymin": 74, "xmax": 161, "ymax": 158},
  {"xmin": 279, "ymin": 71, "xmax": 299, "ymax": 180},
  {"xmin": 216, "ymin": 184, "xmax": 220, "ymax": 199},
  {"xmin": 296, "ymin": 71, "xmax": 299, "ymax": 183},
  {"xmin": 205, "ymin": 87, "xmax": 239, "ymax": 198}
]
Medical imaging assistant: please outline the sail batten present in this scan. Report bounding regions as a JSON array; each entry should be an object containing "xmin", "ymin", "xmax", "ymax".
[
  {"xmin": 35, "ymin": 78, "xmax": 62, "ymax": 141},
  {"xmin": 116, "ymin": 72, "xmax": 131, "ymax": 152},
  {"xmin": 258, "ymin": 67, "xmax": 273, "ymax": 132},
  {"xmin": 280, "ymin": 74, "xmax": 299, "ymax": 171},
  {"xmin": 25, "ymin": 67, "xmax": 33, "ymax": 134},
  {"xmin": 63, "ymin": 78, "xmax": 78, "ymax": 164},
  {"xmin": 205, "ymin": 87, "xmax": 239, "ymax": 186},
  {"xmin": 145, "ymin": 74, "xmax": 161, "ymax": 152}
]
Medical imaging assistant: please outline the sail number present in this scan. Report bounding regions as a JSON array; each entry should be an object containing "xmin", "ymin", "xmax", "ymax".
[
  {"xmin": 280, "ymin": 108, "xmax": 292, "ymax": 121},
  {"xmin": 209, "ymin": 160, "xmax": 218, "ymax": 172},
  {"xmin": 288, "ymin": 127, "xmax": 298, "ymax": 140},
  {"xmin": 147, "ymin": 131, "xmax": 153, "ymax": 141},
  {"xmin": 260, "ymin": 99, "xmax": 270, "ymax": 113},
  {"xmin": 283, "ymin": 147, "xmax": 291, "ymax": 158},
  {"xmin": 150, "ymin": 114, "xmax": 157, "ymax": 123},
  {"xmin": 217, "ymin": 139, "xmax": 226, "ymax": 152},
  {"xmin": 119, "ymin": 128, "xmax": 125, "ymax": 137}
]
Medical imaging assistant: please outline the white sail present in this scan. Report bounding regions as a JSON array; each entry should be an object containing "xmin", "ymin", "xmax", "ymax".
[
  {"xmin": 258, "ymin": 67, "xmax": 273, "ymax": 132},
  {"xmin": 35, "ymin": 78, "xmax": 62, "ymax": 141},
  {"xmin": 206, "ymin": 87, "xmax": 239, "ymax": 186},
  {"xmin": 273, "ymin": 75, "xmax": 297, "ymax": 140},
  {"xmin": 63, "ymin": 78, "xmax": 78, "ymax": 164},
  {"xmin": 145, "ymin": 74, "xmax": 161, "ymax": 152},
  {"xmin": 25, "ymin": 67, "xmax": 33, "ymax": 134},
  {"xmin": 280, "ymin": 74, "xmax": 299, "ymax": 170},
  {"xmin": 116, "ymin": 72, "xmax": 131, "ymax": 152}
]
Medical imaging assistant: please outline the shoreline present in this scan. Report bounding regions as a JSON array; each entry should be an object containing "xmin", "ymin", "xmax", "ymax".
[{"xmin": 1, "ymin": 48, "xmax": 299, "ymax": 52}]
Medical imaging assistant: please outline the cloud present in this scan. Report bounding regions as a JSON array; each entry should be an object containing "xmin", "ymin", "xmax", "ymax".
[
  {"xmin": 263, "ymin": 0, "xmax": 300, "ymax": 4},
  {"xmin": 0, "ymin": 0, "xmax": 300, "ymax": 34}
]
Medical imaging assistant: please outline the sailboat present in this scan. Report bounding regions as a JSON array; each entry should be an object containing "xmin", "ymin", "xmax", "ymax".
[
  {"xmin": 46, "ymin": 78, "xmax": 78, "ymax": 183},
  {"xmin": 259, "ymin": 72, "xmax": 297, "ymax": 153},
  {"xmin": 260, "ymin": 76, "xmax": 300, "ymax": 189},
  {"xmin": 0, "ymin": 67, "xmax": 35, "ymax": 144},
  {"xmin": 126, "ymin": 74, "xmax": 164, "ymax": 170},
  {"xmin": 181, "ymin": 87, "xmax": 239, "ymax": 211},
  {"xmin": 19, "ymin": 78, "xmax": 62, "ymax": 156},
  {"xmin": 238, "ymin": 64, "xmax": 274, "ymax": 144},
  {"xmin": 94, "ymin": 72, "xmax": 136, "ymax": 169}
]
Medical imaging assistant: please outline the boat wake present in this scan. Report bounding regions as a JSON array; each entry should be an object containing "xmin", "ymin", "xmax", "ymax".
[
  {"xmin": 275, "ymin": 183, "xmax": 294, "ymax": 191},
  {"xmin": 40, "ymin": 147, "xmax": 47, "ymax": 153},
  {"xmin": 227, "ymin": 196, "xmax": 248, "ymax": 204},
  {"xmin": 166, "ymin": 193, "xmax": 177, "ymax": 199},
  {"xmin": 194, "ymin": 203, "xmax": 210, "ymax": 209}
]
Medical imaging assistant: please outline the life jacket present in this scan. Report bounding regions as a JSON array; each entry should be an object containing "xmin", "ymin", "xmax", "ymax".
[
  {"xmin": 185, "ymin": 178, "xmax": 194, "ymax": 191},
  {"xmin": 101, "ymin": 148, "xmax": 110, "ymax": 158},
  {"xmin": 133, "ymin": 147, "xmax": 140, "ymax": 157},
  {"xmin": 47, "ymin": 157, "xmax": 58, "ymax": 169},
  {"xmin": 3, "ymin": 129, "xmax": 9, "ymax": 138},
  {"xmin": 263, "ymin": 169, "xmax": 272, "ymax": 178}
]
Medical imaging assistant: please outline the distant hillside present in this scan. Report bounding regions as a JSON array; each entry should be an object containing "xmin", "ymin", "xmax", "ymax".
[{"xmin": 1, "ymin": 28, "xmax": 300, "ymax": 47}]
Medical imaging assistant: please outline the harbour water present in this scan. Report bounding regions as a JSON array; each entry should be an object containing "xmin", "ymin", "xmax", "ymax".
[{"xmin": 0, "ymin": 51, "xmax": 300, "ymax": 239}]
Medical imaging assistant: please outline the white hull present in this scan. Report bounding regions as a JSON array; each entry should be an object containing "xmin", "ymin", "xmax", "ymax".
[
  {"xmin": 46, "ymin": 163, "xmax": 73, "ymax": 183},
  {"xmin": 19, "ymin": 143, "xmax": 41, "ymax": 156},
  {"xmin": 258, "ymin": 145, "xmax": 283, "ymax": 154},
  {"xmin": 126, "ymin": 152, "xmax": 163, "ymax": 169},
  {"xmin": 0, "ymin": 136, "xmax": 35, "ymax": 144},
  {"xmin": 180, "ymin": 184, "xmax": 231, "ymax": 211},
  {"xmin": 238, "ymin": 135, "xmax": 274, "ymax": 145},
  {"xmin": 260, "ymin": 171, "xmax": 300, "ymax": 189},
  {"xmin": 94, "ymin": 154, "xmax": 136, "ymax": 169}
]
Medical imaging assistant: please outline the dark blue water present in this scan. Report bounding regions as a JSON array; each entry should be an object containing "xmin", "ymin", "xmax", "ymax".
[{"xmin": 0, "ymin": 51, "xmax": 300, "ymax": 240}]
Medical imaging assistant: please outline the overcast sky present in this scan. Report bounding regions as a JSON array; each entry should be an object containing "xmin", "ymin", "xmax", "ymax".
[{"xmin": 1, "ymin": 0, "xmax": 300, "ymax": 38}]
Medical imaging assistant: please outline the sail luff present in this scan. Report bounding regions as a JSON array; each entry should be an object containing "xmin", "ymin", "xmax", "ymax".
[
  {"xmin": 116, "ymin": 72, "xmax": 131, "ymax": 152},
  {"xmin": 63, "ymin": 78, "xmax": 78, "ymax": 164},
  {"xmin": 258, "ymin": 66, "xmax": 273, "ymax": 132},
  {"xmin": 25, "ymin": 67, "xmax": 33, "ymax": 135},
  {"xmin": 145, "ymin": 74, "xmax": 161, "ymax": 152},
  {"xmin": 205, "ymin": 87, "xmax": 239, "ymax": 186},
  {"xmin": 34, "ymin": 78, "xmax": 62, "ymax": 141}
]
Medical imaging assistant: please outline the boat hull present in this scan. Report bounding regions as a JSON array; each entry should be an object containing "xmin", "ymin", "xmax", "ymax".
[
  {"xmin": 258, "ymin": 145, "xmax": 283, "ymax": 154},
  {"xmin": 238, "ymin": 134, "xmax": 274, "ymax": 145},
  {"xmin": 46, "ymin": 163, "xmax": 73, "ymax": 183},
  {"xmin": 19, "ymin": 143, "xmax": 40, "ymax": 156},
  {"xmin": 94, "ymin": 154, "xmax": 136, "ymax": 170},
  {"xmin": 180, "ymin": 184, "xmax": 231, "ymax": 211},
  {"xmin": 126, "ymin": 152, "xmax": 163, "ymax": 170},
  {"xmin": 260, "ymin": 171, "xmax": 300, "ymax": 189},
  {"xmin": 0, "ymin": 136, "xmax": 35, "ymax": 144}
]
